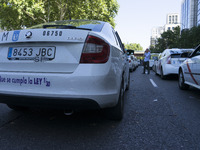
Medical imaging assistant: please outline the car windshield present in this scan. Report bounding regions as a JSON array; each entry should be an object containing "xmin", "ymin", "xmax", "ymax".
[{"xmin": 29, "ymin": 20, "xmax": 105, "ymax": 32}]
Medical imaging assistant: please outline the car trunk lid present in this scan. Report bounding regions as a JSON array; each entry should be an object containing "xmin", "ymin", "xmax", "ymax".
[{"xmin": 0, "ymin": 29, "xmax": 89, "ymax": 73}]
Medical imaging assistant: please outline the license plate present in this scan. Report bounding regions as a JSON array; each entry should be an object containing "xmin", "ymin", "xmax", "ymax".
[{"xmin": 7, "ymin": 46, "xmax": 56, "ymax": 61}]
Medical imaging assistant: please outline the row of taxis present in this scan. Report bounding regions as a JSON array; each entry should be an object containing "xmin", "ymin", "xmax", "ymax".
[
  {"xmin": 0, "ymin": 20, "xmax": 130, "ymax": 120},
  {"xmin": 153, "ymin": 46, "xmax": 200, "ymax": 90},
  {"xmin": 126, "ymin": 49, "xmax": 139, "ymax": 72},
  {"xmin": 178, "ymin": 45, "xmax": 200, "ymax": 90}
]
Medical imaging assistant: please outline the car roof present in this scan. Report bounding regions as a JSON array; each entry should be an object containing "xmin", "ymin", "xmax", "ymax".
[
  {"xmin": 164, "ymin": 48, "xmax": 194, "ymax": 54},
  {"xmin": 29, "ymin": 20, "xmax": 106, "ymax": 32}
]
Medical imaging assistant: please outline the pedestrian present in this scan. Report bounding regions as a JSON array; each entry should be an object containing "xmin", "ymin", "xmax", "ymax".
[{"xmin": 143, "ymin": 48, "xmax": 151, "ymax": 74}]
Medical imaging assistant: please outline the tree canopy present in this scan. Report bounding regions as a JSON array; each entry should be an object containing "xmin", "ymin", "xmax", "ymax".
[
  {"xmin": 150, "ymin": 26, "xmax": 200, "ymax": 53},
  {"xmin": 0, "ymin": 0, "xmax": 119, "ymax": 30},
  {"xmin": 150, "ymin": 27, "xmax": 180, "ymax": 53},
  {"xmin": 124, "ymin": 43, "xmax": 143, "ymax": 51}
]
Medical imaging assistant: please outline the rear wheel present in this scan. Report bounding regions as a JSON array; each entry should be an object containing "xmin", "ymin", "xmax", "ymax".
[
  {"xmin": 178, "ymin": 70, "xmax": 189, "ymax": 90},
  {"xmin": 104, "ymin": 81, "xmax": 124, "ymax": 121},
  {"xmin": 161, "ymin": 67, "xmax": 166, "ymax": 79}
]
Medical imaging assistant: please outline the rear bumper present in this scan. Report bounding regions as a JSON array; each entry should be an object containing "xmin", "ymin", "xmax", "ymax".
[
  {"xmin": 0, "ymin": 93, "xmax": 100, "ymax": 110},
  {"xmin": 164, "ymin": 64, "xmax": 179, "ymax": 75},
  {"xmin": 0, "ymin": 64, "xmax": 121, "ymax": 109}
]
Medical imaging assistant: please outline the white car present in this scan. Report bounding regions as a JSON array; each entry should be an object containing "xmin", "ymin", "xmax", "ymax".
[
  {"xmin": 155, "ymin": 48, "xmax": 194, "ymax": 79},
  {"xmin": 132, "ymin": 55, "xmax": 139, "ymax": 68},
  {"xmin": 0, "ymin": 20, "xmax": 130, "ymax": 120},
  {"xmin": 128, "ymin": 55, "xmax": 138, "ymax": 72},
  {"xmin": 128, "ymin": 55, "xmax": 135, "ymax": 72},
  {"xmin": 178, "ymin": 45, "xmax": 200, "ymax": 90},
  {"xmin": 149, "ymin": 59, "xmax": 154, "ymax": 68}
]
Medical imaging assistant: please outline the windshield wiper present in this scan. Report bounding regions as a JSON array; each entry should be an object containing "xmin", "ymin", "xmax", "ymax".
[{"xmin": 43, "ymin": 25, "xmax": 91, "ymax": 31}]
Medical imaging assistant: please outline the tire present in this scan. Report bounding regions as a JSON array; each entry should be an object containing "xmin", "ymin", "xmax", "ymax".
[
  {"xmin": 104, "ymin": 81, "xmax": 124, "ymax": 121},
  {"xmin": 178, "ymin": 70, "xmax": 189, "ymax": 90},
  {"xmin": 7, "ymin": 104, "xmax": 28, "ymax": 111},
  {"xmin": 126, "ymin": 72, "xmax": 130, "ymax": 91},
  {"xmin": 160, "ymin": 67, "xmax": 166, "ymax": 79},
  {"xmin": 130, "ymin": 67, "xmax": 133, "ymax": 72},
  {"xmin": 155, "ymin": 67, "xmax": 158, "ymax": 75}
]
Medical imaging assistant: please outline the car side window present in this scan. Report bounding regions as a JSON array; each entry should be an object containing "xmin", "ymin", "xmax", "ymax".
[
  {"xmin": 112, "ymin": 30, "xmax": 119, "ymax": 46},
  {"xmin": 115, "ymin": 31, "xmax": 125, "ymax": 53},
  {"xmin": 193, "ymin": 48, "xmax": 200, "ymax": 57}
]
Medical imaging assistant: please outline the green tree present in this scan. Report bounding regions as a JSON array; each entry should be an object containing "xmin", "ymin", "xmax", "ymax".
[
  {"xmin": 124, "ymin": 43, "xmax": 143, "ymax": 51},
  {"xmin": 0, "ymin": 0, "xmax": 119, "ymax": 30},
  {"xmin": 152, "ymin": 26, "xmax": 181, "ymax": 53}
]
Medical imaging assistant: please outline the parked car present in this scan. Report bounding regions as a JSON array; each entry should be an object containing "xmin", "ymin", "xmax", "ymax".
[
  {"xmin": 150, "ymin": 53, "xmax": 159, "ymax": 69},
  {"xmin": 0, "ymin": 20, "xmax": 130, "ymax": 120},
  {"xmin": 132, "ymin": 55, "xmax": 139, "ymax": 68},
  {"xmin": 178, "ymin": 45, "xmax": 200, "ymax": 90},
  {"xmin": 128, "ymin": 55, "xmax": 135, "ymax": 72},
  {"xmin": 128, "ymin": 55, "xmax": 138, "ymax": 72},
  {"xmin": 126, "ymin": 49, "xmax": 135, "ymax": 56},
  {"xmin": 155, "ymin": 48, "xmax": 194, "ymax": 79},
  {"xmin": 149, "ymin": 59, "xmax": 154, "ymax": 69}
]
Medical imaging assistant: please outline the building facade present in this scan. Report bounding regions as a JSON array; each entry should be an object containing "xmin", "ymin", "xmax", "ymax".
[
  {"xmin": 164, "ymin": 13, "xmax": 180, "ymax": 31},
  {"xmin": 150, "ymin": 27, "xmax": 164, "ymax": 46},
  {"xmin": 181, "ymin": 0, "xmax": 198, "ymax": 29},
  {"xmin": 197, "ymin": 0, "xmax": 200, "ymax": 26},
  {"xmin": 150, "ymin": 13, "xmax": 180, "ymax": 47}
]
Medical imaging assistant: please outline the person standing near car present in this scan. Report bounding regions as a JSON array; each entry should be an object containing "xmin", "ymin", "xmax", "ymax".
[{"xmin": 143, "ymin": 48, "xmax": 151, "ymax": 74}]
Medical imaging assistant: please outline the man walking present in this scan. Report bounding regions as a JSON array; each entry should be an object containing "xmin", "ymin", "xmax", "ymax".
[{"xmin": 143, "ymin": 48, "xmax": 151, "ymax": 74}]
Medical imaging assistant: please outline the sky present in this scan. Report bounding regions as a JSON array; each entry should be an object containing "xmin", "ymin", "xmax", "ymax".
[{"xmin": 115, "ymin": 0, "xmax": 183, "ymax": 50}]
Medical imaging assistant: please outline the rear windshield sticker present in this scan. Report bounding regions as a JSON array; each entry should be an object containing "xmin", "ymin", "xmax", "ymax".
[
  {"xmin": 12, "ymin": 30, "xmax": 20, "ymax": 41},
  {"xmin": 0, "ymin": 76, "xmax": 51, "ymax": 87}
]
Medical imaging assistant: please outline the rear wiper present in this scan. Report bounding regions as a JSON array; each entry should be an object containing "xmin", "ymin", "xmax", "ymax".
[{"xmin": 43, "ymin": 25, "xmax": 91, "ymax": 31}]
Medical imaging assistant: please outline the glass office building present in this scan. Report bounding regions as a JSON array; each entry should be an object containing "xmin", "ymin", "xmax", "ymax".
[
  {"xmin": 198, "ymin": 0, "xmax": 200, "ymax": 26},
  {"xmin": 181, "ymin": 0, "xmax": 198, "ymax": 29}
]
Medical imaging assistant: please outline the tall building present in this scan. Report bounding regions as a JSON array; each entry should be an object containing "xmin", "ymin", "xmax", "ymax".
[
  {"xmin": 164, "ymin": 13, "xmax": 180, "ymax": 31},
  {"xmin": 150, "ymin": 27, "xmax": 164, "ymax": 46},
  {"xmin": 150, "ymin": 13, "xmax": 180, "ymax": 47},
  {"xmin": 181, "ymin": 0, "xmax": 198, "ymax": 29},
  {"xmin": 197, "ymin": 0, "xmax": 200, "ymax": 26}
]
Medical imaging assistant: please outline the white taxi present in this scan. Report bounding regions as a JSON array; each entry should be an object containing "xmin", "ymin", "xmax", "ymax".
[
  {"xmin": 178, "ymin": 45, "xmax": 200, "ymax": 90},
  {"xmin": 0, "ymin": 20, "xmax": 130, "ymax": 120},
  {"xmin": 155, "ymin": 48, "xmax": 194, "ymax": 79}
]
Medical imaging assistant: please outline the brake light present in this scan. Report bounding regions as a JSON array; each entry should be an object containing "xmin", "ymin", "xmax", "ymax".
[
  {"xmin": 167, "ymin": 56, "xmax": 171, "ymax": 64},
  {"xmin": 129, "ymin": 60, "xmax": 131, "ymax": 63},
  {"xmin": 80, "ymin": 35, "xmax": 110, "ymax": 63}
]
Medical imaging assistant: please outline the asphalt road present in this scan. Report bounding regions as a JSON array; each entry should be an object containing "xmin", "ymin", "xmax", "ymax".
[{"xmin": 0, "ymin": 66, "xmax": 200, "ymax": 150}]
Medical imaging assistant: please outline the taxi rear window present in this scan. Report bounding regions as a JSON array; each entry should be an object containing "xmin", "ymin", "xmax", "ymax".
[
  {"xmin": 171, "ymin": 54, "xmax": 181, "ymax": 58},
  {"xmin": 29, "ymin": 20, "xmax": 105, "ymax": 32}
]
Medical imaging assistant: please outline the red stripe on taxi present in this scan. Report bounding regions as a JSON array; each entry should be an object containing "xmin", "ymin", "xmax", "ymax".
[{"xmin": 186, "ymin": 61, "xmax": 199, "ymax": 85}]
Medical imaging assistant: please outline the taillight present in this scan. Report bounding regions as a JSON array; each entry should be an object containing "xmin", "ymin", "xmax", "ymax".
[
  {"xmin": 80, "ymin": 35, "xmax": 110, "ymax": 63},
  {"xmin": 167, "ymin": 56, "xmax": 171, "ymax": 64},
  {"xmin": 129, "ymin": 60, "xmax": 131, "ymax": 63}
]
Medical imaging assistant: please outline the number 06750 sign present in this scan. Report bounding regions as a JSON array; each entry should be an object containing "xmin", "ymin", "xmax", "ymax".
[{"xmin": 7, "ymin": 46, "xmax": 56, "ymax": 60}]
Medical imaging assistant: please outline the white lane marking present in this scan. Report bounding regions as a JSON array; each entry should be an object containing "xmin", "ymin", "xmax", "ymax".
[{"xmin": 150, "ymin": 79, "xmax": 158, "ymax": 88}]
